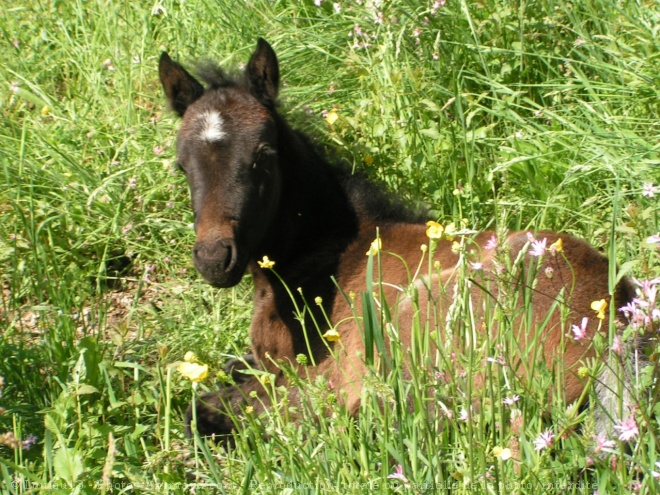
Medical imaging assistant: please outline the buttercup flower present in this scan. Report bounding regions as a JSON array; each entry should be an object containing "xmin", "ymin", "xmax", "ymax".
[
  {"xmin": 177, "ymin": 362, "xmax": 209, "ymax": 383},
  {"xmin": 426, "ymin": 221, "xmax": 444, "ymax": 239},
  {"xmin": 492, "ymin": 446, "xmax": 512, "ymax": 461},
  {"xmin": 444, "ymin": 222, "xmax": 457, "ymax": 240},
  {"xmin": 184, "ymin": 351, "xmax": 196, "ymax": 362},
  {"xmin": 591, "ymin": 299, "xmax": 608, "ymax": 320},
  {"xmin": 366, "ymin": 238, "xmax": 382, "ymax": 256},
  {"xmin": 322, "ymin": 328, "xmax": 341, "ymax": 342},
  {"xmin": 549, "ymin": 238, "xmax": 563, "ymax": 254},
  {"xmin": 258, "ymin": 256, "xmax": 275, "ymax": 269},
  {"xmin": 325, "ymin": 109, "xmax": 339, "ymax": 125}
]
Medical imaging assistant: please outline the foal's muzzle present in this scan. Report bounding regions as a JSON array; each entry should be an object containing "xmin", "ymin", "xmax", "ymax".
[{"xmin": 192, "ymin": 238, "xmax": 243, "ymax": 287}]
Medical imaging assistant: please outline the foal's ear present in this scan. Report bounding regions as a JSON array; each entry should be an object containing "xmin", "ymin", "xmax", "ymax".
[
  {"xmin": 245, "ymin": 38, "xmax": 280, "ymax": 108},
  {"xmin": 159, "ymin": 52, "xmax": 204, "ymax": 117}
]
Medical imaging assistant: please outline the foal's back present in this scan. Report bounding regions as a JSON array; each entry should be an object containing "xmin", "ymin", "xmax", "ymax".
[{"xmin": 325, "ymin": 224, "xmax": 632, "ymax": 413}]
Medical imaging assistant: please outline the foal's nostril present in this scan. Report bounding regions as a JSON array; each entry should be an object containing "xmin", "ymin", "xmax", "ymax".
[
  {"xmin": 193, "ymin": 239, "xmax": 238, "ymax": 274},
  {"xmin": 222, "ymin": 239, "xmax": 238, "ymax": 273}
]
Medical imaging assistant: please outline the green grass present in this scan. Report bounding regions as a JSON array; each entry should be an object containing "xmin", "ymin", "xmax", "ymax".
[{"xmin": 1, "ymin": 0, "xmax": 660, "ymax": 493}]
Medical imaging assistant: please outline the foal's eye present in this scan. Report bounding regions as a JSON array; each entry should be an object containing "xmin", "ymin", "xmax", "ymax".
[{"xmin": 256, "ymin": 144, "xmax": 276, "ymax": 159}]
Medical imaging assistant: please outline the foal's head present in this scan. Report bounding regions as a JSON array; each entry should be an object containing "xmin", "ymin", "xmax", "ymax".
[{"xmin": 159, "ymin": 39, "xmax": 282, "ymax": 287}]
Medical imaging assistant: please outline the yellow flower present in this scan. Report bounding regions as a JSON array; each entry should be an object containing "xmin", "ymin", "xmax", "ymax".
[
  {"xmin": 323, "ymin": 328, "xmax": 341, "ymax": 342},
  {"xmin": 426, "ymin": 221, "xmax": 444, "ymax": 239},
  {"xmin": 444, "ymin": 222, "xmax": 457, "ymax": 240},
  {"xmin": 549, "ymin": 238, "xmax": 563, "ymax": 254},
  {"xmin": 177, "ymin": 362, "xmax": 209, "ymax": 383},
  {"xmin": 591, "ymin": 299, "xmax": 608, "ymax": 320},
  {"xmin": 183, "ymin": 351, "xmax": 196, "ymax": 362},
  {"xmin": 257, "ymin": 256, "xmax": 275, "ymax": 269},
  {"xmin": 325, "ymin": 110, "xmax": 339, "ymax": 125},
  {"xmin": 314, "ymin": 296, "xmax": 323, "ymax": 305},
  {"xmin": 258, "ymin": 374, "xmax": 273, "ymax": 386},
  {"xmin": 245, "ymin": 406, "xmax": 254, "ymax": 415},
  {"xmin": 366, "ymin": 238, "xmax": 382, "ymax": 256},
  {"xmin": 451, "ymin": 241, "xmax": 460, "ymax": 254},
  {"xmin": 492, "ymin": 446, "xmax": 512, "ymax": 461},
  {"xmin": 40, "ymin": 105, "xmax": 50, "ymax": 116},
  {"xmin": 364, "ymin": 155, "xmax": 374, "ymax": 165}
]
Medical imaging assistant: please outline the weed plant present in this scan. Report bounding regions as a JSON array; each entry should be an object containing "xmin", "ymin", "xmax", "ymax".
[{"xmin": 1, "ymin": 0, "xmax": 659, "ymax": 493}]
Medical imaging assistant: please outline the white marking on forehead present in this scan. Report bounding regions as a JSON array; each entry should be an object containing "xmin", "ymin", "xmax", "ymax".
[{"xmin": 197, "ymin": 111, "xmax": 226, "ymax": 142}]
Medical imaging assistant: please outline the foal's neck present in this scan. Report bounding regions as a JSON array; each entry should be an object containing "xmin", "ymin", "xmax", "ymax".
[
  {"xmin": 263, "ymin": 116, "xmax": 359, "ymax": 266},
  {"xmin": 251, "ymin": 116, "xmax": 359, "ymax": 360}
]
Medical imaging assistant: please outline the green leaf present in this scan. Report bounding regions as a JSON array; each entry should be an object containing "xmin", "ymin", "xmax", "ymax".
[
  {"xmin": 75, "ymin": 384, "xmax": 99, "ymax": 396},
  {"xmin": 53, "ymin": 447, "xmax": 83, "ymax": 484}
]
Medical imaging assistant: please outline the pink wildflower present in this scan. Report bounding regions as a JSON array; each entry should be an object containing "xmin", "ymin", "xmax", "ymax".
[
  {"xmin": 503, "ymin": 395, "xmax": 519, "ymax": 406},
  {"xmin": 529, "ymin": 238, "xmax": 548, "ymax": 257},
  {"xmin": 571, "ymin": 317, "xmax": 589, "ymax": 342},
  {"xmin": 643, "ymin": 182, "xmax": 659, "ymax": 198},
  {"xmin": 533, "ymin": 429, "xmax": 554, "ymax": 450},
  {"xmin": 431, "ymin": 0, "xmax": 446, "ymax": 13},
  {"xmin": 486, "ymin": 356, "xmax": 506, "ymax": 366},
  {"xmin": 593, "ymin": 433, "xmax": 615, "ymax": 454},
  {"xmin": 485, "ymin": 234, "xmax": 498, "ymax": 251},
  {"xmin": 21, "ymin": 433, "xmax": 38, "ymax": 450},
  {"xmin": 613, "ymin": 416, "xmax": 638, "ymax": 441},
  {"xmin": 387, "ymin": 464, "xmax": 409, "ymax": 484},
  {"xmin": 470, "ymin": 262, "xmax": 483, "ymax": 270}
]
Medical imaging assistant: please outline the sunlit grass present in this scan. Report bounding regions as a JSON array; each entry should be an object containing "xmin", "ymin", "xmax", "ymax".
[{"xmin": 1, "ymin": 0, "xmax": 659, "ymax": 493}]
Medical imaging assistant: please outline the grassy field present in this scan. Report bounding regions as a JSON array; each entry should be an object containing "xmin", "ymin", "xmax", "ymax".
[{"xmin": 1, "ymin": 0, "xmax": 660, "ymax": 493}]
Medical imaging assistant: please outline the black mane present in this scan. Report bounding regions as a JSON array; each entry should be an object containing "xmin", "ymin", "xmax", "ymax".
[
  {"xmin": 195, "ymin": 60, "xmax": 242, "ymax": 89},
  {"xmin": 289, "ymin": 129, "xmax": 427, "ymax": 227}
]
